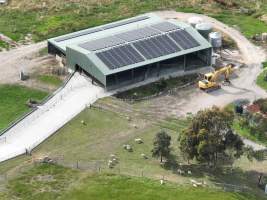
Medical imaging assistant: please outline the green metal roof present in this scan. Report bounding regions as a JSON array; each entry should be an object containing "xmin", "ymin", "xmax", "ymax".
[
  {"xmin": 48, "ymin": 13, "xmax": 212, "ymax": 76},
  {"xmin": 48, "ymin": 13, "xmax": 162, "ymax": 53}
]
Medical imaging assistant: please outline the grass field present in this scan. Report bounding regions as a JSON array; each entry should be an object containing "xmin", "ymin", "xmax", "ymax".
[
  {"xmin": 0, "ymin": 40, "xmax": 9, "ymax": 50},
  {"xmin": 0, "ymin": 102, "xmax": 266, "ymax": 199},
  {"xmin": 32, "ymin": 106, "xmax": 189, "ymax": 179},
  {"xmin": 0, "ymin": 85, "xmax": 48, "ymax": 131},
  {"xmin": 61, "ymin": 173, "xmax": 259, "ymax": 200},
  {"xmin": 1, "ymin": 163, "xmax": 264, "ymax": 200},
  {"xmin": 33, "ymin": 107, "xmax": 132, "ymax": 162},
  {"xmin": 38, "ymin": 47, "xmax": 48, "ymax": 57},
  {"xmin": 233, "ymin": 119, "xmax": 267, "ymax": 146},
  {"xmin": 256, "ymin": 69, "xmax": 267, "ymax": 91},
  {"xmin": 209, "ymin": 12, "xmax": 267, "ymax": 38},
  {"xmin": 0, "ymin": 1, "xmax": 266, "ymax": 41},
  {"xmin": 37, "ymin": 75, "xmax": 63, "ymax": 87}
]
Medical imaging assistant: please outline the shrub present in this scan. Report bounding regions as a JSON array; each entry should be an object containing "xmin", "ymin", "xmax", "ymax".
[
  {"xmin": 235, "ymin": 105, "xmax": 243, "ymax": 114},
  {"xmin": 254, "ymin": 98, "xmax": 267, "ymax": 113},
  {"xmin": 155, "ymin": 79, "xmax": 167, "ymax": 91}
]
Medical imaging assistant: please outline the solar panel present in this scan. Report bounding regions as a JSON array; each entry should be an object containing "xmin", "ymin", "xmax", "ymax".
[
  {"xmin": 79, "ymin": 36, "xmax": 125, "ymax": 51},
  {"xmin": 102, "ymin": 16, "xmax": 150, "ymax": 30},
  {"xmin": 133, "ymin": 34, "xmax": 181, "ymax": 59},
  {"xmin": 151, "ymin": 22, "xmax": 180, "ymax": 32},
  {"xmin": 116, "ymin": 27, "xmax": 160, "ymax": 42},
  {"xmin": 179, "ymin": 30, "xmax": 200, "ymax": 47},
  {"xmin": 55, "ymin": 28, "xmax": 103, "ymax": 42},
  {"xmin": 168, "ymin": 30, "xmax": 200, "ymax": 50},
  {"xmin": 96, "ymin": 44, "xmax": 145, "ymax": 69}
]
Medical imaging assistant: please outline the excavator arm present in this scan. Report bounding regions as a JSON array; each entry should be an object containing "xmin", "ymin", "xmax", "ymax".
[
  {"xmin": 210, "ymin": 64, "xmax": 234, "ymax": 82},
  {"xmin": 198, "ymin": 64, "xmax": 234, "ymax": 92}
]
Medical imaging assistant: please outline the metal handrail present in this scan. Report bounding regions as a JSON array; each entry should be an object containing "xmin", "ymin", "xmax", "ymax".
[{"xmin": 0, "ymin": 72, "xmax": 75, "ymax": 136}]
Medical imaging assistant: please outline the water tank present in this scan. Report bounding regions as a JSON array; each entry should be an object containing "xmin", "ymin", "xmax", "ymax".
[
  {"xmin": 209, "ymin": 32, "xmax": 222, "ymax": 48},
  {"xmin": 187, "ymin": 17, "xmax": 203, "ymax": 28},
  {"xmin": 195, "ymin": 23, "xmax": 213, "ymax": 39}
]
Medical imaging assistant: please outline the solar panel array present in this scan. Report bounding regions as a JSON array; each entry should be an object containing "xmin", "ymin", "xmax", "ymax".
[
  {"xmin": 96, "ymin": 44, "xmax": 145, "ymax": 69},
  {"xmin": 102, "ymin": 16, "xmax": 150, "ymax": 30},
  {"xmin": 168, "ymin": 30, "xmax": 200, "ymax": 50},
  {"xmin": 151, "ymin": 22, "xmax": 180, "ymax": 32},
  {"xmin": 133, "ymin": 35, "xmax": 181, "ymax": 59},
  {"xmin": 79, "ymin": 23, "xmax": 181, "ymax": 52},
  {"xmin": 65, "ymin": 20, "xmax": 203, "ymax": 70},
  {"xmin": 116, "ymin": 27, "xmax": 160, "ymax": 42},
  {"xmin": 79, "ymin": 36, "xmax": 125, "ymax": 51},
  {"xmin": 94, "ymin": 28, "xmax": 201, "ymax": 70}
]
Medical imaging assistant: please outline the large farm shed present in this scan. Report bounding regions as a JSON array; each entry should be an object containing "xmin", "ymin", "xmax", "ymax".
[{"xmin": 48, "ymin": 13, "xmax": 212, "ymax": 90}]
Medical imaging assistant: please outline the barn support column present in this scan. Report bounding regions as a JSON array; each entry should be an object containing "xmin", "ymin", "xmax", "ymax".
[
  {"xmin": 145, "ymin": 65, "xmax": 149, "ymax": 79},
  {"xmin": 131, "ymin": 69, "xmax": 134, "ymax": 83},
  {"xmin": 157, "ymin": 62, "xmax": 160, "ymax": 77},
  {"xmin": 115, "ymin": 74, "xmax": 118, "ymax": 85},
  {"xmin": 183, "ymin": 55, "xmax": 187, "ymax": 71},
  {"xmin": 208, "ymin": 49, "xmax": 212, "ymax": 65}
]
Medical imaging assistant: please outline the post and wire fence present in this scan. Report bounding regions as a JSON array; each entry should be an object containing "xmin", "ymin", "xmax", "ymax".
[{"xmin": 0, "ymin": 152, "xmax": 254, "ymax": 195}]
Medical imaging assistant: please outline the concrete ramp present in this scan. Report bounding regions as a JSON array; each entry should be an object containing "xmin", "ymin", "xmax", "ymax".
[{"xmin": 0, "ymin": 73, "xmax": 109, "ymax": 162}]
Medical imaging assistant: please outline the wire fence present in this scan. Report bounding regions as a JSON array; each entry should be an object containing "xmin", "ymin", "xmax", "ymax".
[
  {"xmin": 116, "ymin": 80, "xmax": 197, "ymax": 103},
  {"xmin": 0, "ymin": 72, "xmax": 74, "ymax": 136},
  {"xmin": 0, "ymin": 154, "xmax": 252, "ymax": 193},
  {"xmin": 0, "ymin": 72, "xmax": 98, "ymax": 154}
]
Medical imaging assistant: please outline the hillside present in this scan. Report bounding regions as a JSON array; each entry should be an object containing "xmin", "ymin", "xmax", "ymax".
[{"xmin": 0, "ymin": 0, "xmax": 266, "ymax": 41}]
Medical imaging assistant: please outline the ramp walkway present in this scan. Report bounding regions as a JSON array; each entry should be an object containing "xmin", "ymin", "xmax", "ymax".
[{"xmin": 0, "ymin": 73, "xmax": 108, "ymax": 162}]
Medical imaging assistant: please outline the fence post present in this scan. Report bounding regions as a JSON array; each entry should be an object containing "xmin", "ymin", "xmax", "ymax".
[{"xmin": 76, "ymin": 160, "xmax": 79, "ymax": 169}]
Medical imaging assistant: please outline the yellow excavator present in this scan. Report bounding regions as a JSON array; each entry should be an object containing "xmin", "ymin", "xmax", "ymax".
[{"xmin": 198, "ymin": 64, "xmax": 235, "ymax": 92}]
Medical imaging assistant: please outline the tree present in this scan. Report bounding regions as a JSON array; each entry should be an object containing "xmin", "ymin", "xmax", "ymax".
[
  {"xmin": 178, "ymin": 129, "xmax": 198, "ymax": 164},
  {"xmin": 178, "ymin": 106, "xmax": 244, "ymax": 167},
  {"xmin": 152, "ymin": 130, "xmax": 171, "ymax": 163}
]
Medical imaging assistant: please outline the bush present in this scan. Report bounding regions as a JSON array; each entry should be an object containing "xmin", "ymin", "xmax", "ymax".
[
  {"xmin": 254, "ymin": 98, "xmax": 267, "ymax": 113},
  {"xmin": 155, "ymin": 79, "xmax": 167, "ymax": 91},
  {"xmin": 239, "ymin": 117, "xmax": 249, "ymax": 128},
  {"xmin": 235, "ymin": 105, "xmax": 243, "ymax": 114}
]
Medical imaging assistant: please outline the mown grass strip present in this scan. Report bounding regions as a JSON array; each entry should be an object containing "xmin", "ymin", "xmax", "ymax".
[
  {"xmin": 0, "ymin": 84, "xmax": 48, "ymax": 131},
  {"xmin": 37, "ymin": 75, "xmax": 62, "ymax": 87}
]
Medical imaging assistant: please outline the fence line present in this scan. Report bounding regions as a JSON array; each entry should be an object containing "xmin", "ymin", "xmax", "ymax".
[
  {"xmin": 0, "ymin": 156, "xmax": 252, "ymax": 194},
  {"xmin": 0, "ymin": 72, "xmax": 74, "ymax": 136},
  {"xmin": 118, "ymin": 81, "xmax": 197, "ymax": 103}
]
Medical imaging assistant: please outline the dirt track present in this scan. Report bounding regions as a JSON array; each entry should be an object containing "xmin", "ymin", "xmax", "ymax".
[
  {"xmin": 0, "ymin": 41, "xmax": 46, "ymax": 84},
  {"xmin": 152, "ymin": 11, "xmax": 266, "ymax": 114}
]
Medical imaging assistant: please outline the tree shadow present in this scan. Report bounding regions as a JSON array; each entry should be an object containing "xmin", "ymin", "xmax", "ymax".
[
  {"xmin": 162, "ymin": 157, "xmax": 267, "ymax": 198},
  {"xmin": 162, "ymin": 153, "xmax": 178, "ymax": 171},
  {"xmin": 210, "ymin": 168, "xmax": 267, "ymax": 198}
]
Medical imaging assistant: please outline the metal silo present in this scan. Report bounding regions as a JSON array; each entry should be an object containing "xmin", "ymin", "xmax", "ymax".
[
  {"xmin": 187, "ymin": 17, "xmax": 203, "ymax": 28},
  {"xmin": 195, "ymin": 23, "xmax": 213, "ymax": 39},
  {"xmin": 209, "ymin": 32, "xmax": 222, "ymax": 48}
]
